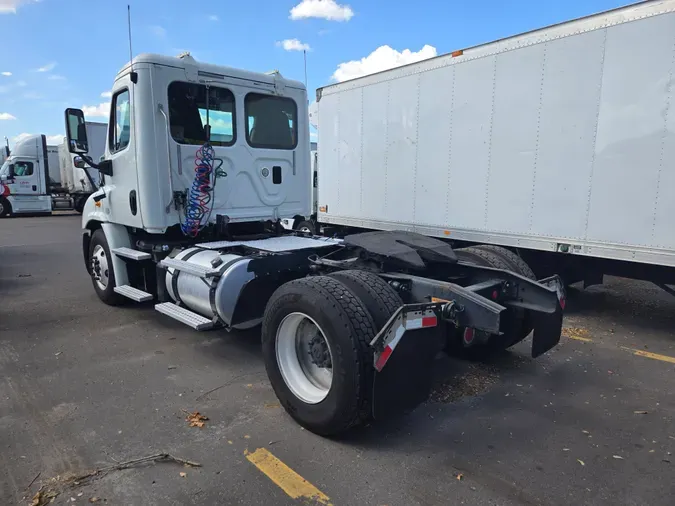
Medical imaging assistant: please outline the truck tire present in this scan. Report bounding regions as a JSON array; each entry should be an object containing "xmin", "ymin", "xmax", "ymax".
[
  {"xmin": 262, "ymin": 276, "xmax": 377, "ymax": 436},
  {"xmin": 471, "ymin": 245, "xmax": 536, "ymax": 346},
  {"xmin": 453, "ymin": 246, "xmax": 528, "ymax": 355},
  {"xmin": 88, "ymin": 229, "xmax": 126, "ymax": 306},
  {"xmin": 471, "ymin": 244, "xmax": 536, "ymax": 280},
  {"xmin": 328, "ymin": 270, "xmax": 403, "ymax": 331},
  {"xmin": 74, "ymin": 196, "xmax": 85, "ymax": 214},
  {"xmin": 294, "ymin": 219, "xmax": 316, "ymax": 235},
  {"xmin": 0, "ymin": 197, "xmax": 11, "ymax": 218}
]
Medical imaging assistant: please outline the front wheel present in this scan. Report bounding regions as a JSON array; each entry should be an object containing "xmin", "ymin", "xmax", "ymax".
[
  {"xmin": 0, "ymin": 197, "xmax": 11, "ymax": 218},
  {"xmin": 89, "ymin": 229, "xmax": 126, "ymax": 306},
  {"xmin": 261, "ymin": 276, "xmax": 377, "ymax": 436}
]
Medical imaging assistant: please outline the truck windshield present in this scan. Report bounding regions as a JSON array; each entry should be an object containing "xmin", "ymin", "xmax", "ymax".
[{"xmin": 168, "ymin": 82, "xmax": 235, "ymax": 147}]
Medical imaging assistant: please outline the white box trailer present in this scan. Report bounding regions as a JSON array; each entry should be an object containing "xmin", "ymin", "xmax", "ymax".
[
  {"xmin": 59, "ymin": 121, "xmax": 106, "ymax": 212},
  {"xmin": 316, "ymin": 0, "xmax": 675, "ymax": 288}
]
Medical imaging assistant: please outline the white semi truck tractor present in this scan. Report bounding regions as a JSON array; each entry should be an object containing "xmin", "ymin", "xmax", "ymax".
[
  {"xmin": 0, "ymin": 134, "xmax": 66, "ymax": 216},
  {"xmin": 65, "ymin": 52, "xmax": 565, "ymax": 435}
]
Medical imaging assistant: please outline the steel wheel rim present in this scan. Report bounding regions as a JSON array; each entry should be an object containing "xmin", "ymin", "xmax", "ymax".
[
  {"xmin": 299, "ymin": 226, "xmax": 312, "ymax": 233},
  {"xmin": 91, "ymin": 244, "xmax": 109, "ymax": 290},
  {"xmin": 0, "ymin": 201, "xmax": 4, "ymax": 215},
  {"xmin": 276, "ymin": 312, "xmax": 333, "ymax": 404}
]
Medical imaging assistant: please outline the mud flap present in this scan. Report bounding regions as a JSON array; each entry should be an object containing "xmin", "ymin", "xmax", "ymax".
[
  {"xmin": 369, "ymin": 303, "xmax": 445, "ymax": 420},
  {"xmin": 530, "ymin": 275, "xmax": 566, "ymax": 358},
  {"xmin": 372, "ymin": 327, "xmax": 443, "ymax": 420}
]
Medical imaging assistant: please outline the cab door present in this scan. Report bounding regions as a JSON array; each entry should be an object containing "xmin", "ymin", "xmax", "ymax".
[
  {"xmin": 104, "ymin": 77, "xmax": 143, "ymax": 228},
  {"xmin": 10, "ymin": 159, "xmax": 41, "ymax": 197}
]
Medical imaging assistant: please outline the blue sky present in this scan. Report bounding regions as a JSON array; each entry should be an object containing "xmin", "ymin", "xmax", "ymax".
[{"xmin": 1, "ymin": 0, "xmax": 630, "ymax": 146}]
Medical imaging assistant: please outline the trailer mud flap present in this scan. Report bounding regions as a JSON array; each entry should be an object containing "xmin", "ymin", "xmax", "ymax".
[
  {"xmin": 530, "ymin": 275, "xmax": 566, "ymax": 358},
  {"xmin": 369, "ymin": 303, "xmax": 444, "ymax": 420}
]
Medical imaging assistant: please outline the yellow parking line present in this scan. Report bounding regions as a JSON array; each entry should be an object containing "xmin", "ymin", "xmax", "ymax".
[
  {"xmin": 621, "ymin": 346, "xmax": 675, "ymax": 365},
  {"xmin": 246, "ymin": 448, "xmax": 332, "ymax": 505}
]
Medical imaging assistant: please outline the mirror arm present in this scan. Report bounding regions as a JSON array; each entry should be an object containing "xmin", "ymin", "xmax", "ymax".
[{"xmin": 80, "ymin": 154, "xmax": 100, "ymax": 170}]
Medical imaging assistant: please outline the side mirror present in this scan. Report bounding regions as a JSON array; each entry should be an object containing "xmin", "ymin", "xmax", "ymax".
[
  {"xmin": 3, "ymin": 146, "xmax": 9, "ymax": 158},
  {"xmin": 73, "ymin": 156, "xmax": 86, "ymax": 169},
  {"xmin": 65, "ymin": 108, "xmax": 89, "ymax": 154}
]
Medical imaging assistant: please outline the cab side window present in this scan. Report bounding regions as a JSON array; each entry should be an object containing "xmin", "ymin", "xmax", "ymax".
[
  {"xmin": 109, "ymin": 89, "xmax": 131, "ymax": 153},
  {"xmin": 14, "ymin": 161, "xmax": 33, "ymax": 176}
]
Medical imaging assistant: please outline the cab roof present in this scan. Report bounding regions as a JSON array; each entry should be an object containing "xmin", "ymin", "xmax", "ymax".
[{"xmin": 117, "ymin": 53, "xmax": 306, "ymax": 91}]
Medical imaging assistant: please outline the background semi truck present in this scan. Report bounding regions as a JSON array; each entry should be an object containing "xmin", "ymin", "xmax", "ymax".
[
  {"xmin": 311, "ymin": 0, "xmax": 675, "ymax": 291},
  {"xmin": 63, "ymin": 52, "xmax": 564, "ymax": 436},
  {"xmin": 0, "ymin": 122, "xmax": 105, "ymax": 217}
]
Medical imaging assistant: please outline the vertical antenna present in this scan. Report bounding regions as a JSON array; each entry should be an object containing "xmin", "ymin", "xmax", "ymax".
[
  {"xmin": 127, "ymin": 5, "xmax": 133, "ymax": 64},
  {"xmin": 303, "ymin": 50, "xmax": 308, "ymax": 89}
]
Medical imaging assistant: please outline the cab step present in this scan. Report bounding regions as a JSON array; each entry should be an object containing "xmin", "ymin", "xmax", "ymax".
[
  {"xmin": 112, "ymin": 247, "xmax": 151, "ymax": 261},
  {"xmin": 159, "ymin": 258, "xmax": 220, "ymax": 278},
  {"xmin": 114, "ymin": 285, "xmax": 153, "ymax": 302},
  {"xmin": 154, "ymin": 302, "xmax": 214, "ymax": 330}
]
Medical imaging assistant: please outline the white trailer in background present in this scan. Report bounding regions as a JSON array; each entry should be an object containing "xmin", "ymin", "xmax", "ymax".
[
  {"xmin": 58, "ymin": 121, "xmax": 106, "ymax": 212},
  {"xmin": 314, "ymin": 0, "xmax": 675, "ymax": 290}
]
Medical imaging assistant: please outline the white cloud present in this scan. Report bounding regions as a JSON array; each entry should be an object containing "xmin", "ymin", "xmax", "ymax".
[
  {"xmin": 0, "ymin": 112, "xmax": 17, "ymax": 120},
  {"xmin": 150, "ymin": 25, "xmax": 167, "ymax": 38},
  {"xmin": 36, "ymin": 62, "xmax": 57, "ymax": 72},
  {"xmin": 332, "ymin": 44, "xmax": 437, "ymax": 82},
  {"xmin": 290, "ymin": 0, "xmax": 353, "ymax": 21},
  {"xmin": 1, "ymin": 71, "xmax": 11, "ymax": 76},
  {"xmin": 48, "ymin": 74, "xmax": 66, "ymax": 81},
  {"xmin": 82, "ymin": 102, "xmax": 111, "ymax": 118},
  {"xmin": 100, "ymin": 91, "xmax": 112, "ymax": 98},
  {"xmin": 10, "ymin": 132, "xmax": 64, "ymax": 145},
  {"xmin": 208, "ymin": 14, "xmax": 218, "ymax": 21},
  {"xmin": 46, "ymin": 134, "xmax": 64, "ymax": 145},
  {"xmin": 276, "ymin": 39, "xmax": 311, "ymax": 52},
  {"xmin": 0, "ymin": 0, "xmax": 39, "ymax": 14},
  {"xmin": 22, "ymin": 91, "xmax": 43, "ymax": 99}
]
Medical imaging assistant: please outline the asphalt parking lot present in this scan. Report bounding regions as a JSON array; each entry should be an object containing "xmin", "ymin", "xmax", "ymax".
[{"xmin": 1, "ymin": 215, "xmax": 674, "ymax": 506}]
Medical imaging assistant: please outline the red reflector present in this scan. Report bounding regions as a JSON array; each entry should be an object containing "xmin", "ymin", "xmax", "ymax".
[
  {"xmin": 492, "ymin": 290, "xmax": 498, "ymax": 300},
  {"xmin": 463, "ymin": 328, "xmax": 475, "ymax": 344},
  {"xmin": 560, "ymin": 298, "xmax": 566, "ymax": 310},
  {"xmin": 375, "ymin": 345, "xmax": 393, "ymax": 372},
  {"xmin": 422, "ymin": 316, "xmax": 437, "ymax": 328}
]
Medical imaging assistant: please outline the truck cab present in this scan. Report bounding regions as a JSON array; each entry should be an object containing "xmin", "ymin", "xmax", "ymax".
[
  {"xmin": 68, "ymin": 52, "xmax": 311, "ymax": 235},
  {"xmin": 0, "ymin": 134, "xmax": 54, "ymax": 216}
]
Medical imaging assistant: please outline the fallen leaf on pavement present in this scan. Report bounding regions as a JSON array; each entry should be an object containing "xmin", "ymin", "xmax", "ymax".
[
  {"xmin": 179, "ymin": 472, "xmax": 187, "ymax": 478},
  {"xmin": 577, "ymin": 459, "xmax": 585, "ymax": 466},
  {"xmin": 89, "ymin": 498, "xmax": 100, "ymax": 503},
  {"xmin": 456, "ymin": 473, "xmax": 463, "ymax": 481},
  {"xmin": 612, "ymin": 455, "xmax": 624, "ymax": 460},
  {"xmin": 185, "ymin": 411, "xmax": 208, "ymax": 428},
  {"xmin": 634, "ymin": 411, "xmax": 649, "ymax": 415},
  {"xmin": 582, "ymin": 430, "xmax": 590, "ymax": 435},
  {"xmin": 563, "ymin": 448, "xmax": 570, "ymax": 451}
]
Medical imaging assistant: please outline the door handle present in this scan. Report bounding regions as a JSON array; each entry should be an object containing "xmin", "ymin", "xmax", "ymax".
[
  {"xmin": 273, "ymin": 166, "xmax": 282, "ymax": 184},
  {"xmin": 32, "ymin": 185, "xmax": 37, "ymax": 191}
]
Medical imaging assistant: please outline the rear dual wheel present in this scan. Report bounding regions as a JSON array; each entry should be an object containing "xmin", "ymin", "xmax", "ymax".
[
  {"xmin": 261, "ymin": 272, "xmax": 402, "ymax": 436},
  {"xmin": 452, "ymin": 245, "xmax": 536, "ymax": 357}
]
